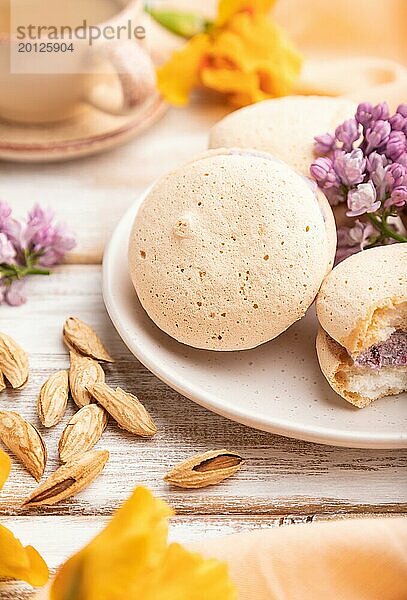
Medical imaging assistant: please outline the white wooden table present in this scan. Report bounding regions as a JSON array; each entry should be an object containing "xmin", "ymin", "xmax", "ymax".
[{"xmin": 0, "ymin": 97, "xmax": 406, "ymax": 598}]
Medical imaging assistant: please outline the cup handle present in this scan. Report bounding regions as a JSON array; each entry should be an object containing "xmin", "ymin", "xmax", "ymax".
[{"xmin": 85, "ymin": 41, "xmax": 157, "ymax": 116}]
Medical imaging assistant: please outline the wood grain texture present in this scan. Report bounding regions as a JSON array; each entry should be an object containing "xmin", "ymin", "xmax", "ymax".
[
  {"xmin": 0, "ymin": 265, "xmax": 405, "ymax": 518},
  {"xmin": 2, "ymin": 513, "xmax": 402, "ymax": 568}
]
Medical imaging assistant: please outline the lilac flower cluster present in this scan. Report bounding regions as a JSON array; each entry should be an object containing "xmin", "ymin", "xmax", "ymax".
[
  {"xmin": 310, "ymin": 102, "xmax": 407, "ymax": 263},
  {"xmin": 0, "ymin": 202, "xmax": 75, "ymax": 306}
]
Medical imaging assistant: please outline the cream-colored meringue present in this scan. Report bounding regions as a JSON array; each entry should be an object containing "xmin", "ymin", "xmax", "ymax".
[
  {"xmin": 209, "ymin": 96, "xmax": 357, "ymax": 176},
  {"xmin": 129, "ymin": 149, "xmax": 332, "ymax": 351}
]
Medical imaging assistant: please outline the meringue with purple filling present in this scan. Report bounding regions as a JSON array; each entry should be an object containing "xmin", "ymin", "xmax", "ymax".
[{"xmin": 316, "ymin": 244, "xmax": 406, "ymax": 408}]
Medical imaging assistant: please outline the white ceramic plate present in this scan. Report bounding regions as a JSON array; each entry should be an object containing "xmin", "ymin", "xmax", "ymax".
[{"xmin": 103, "ymin": 190, "xmax": 407, "ymax": 449}]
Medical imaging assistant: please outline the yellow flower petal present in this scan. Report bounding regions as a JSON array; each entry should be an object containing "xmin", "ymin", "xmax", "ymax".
[
  {"xmin": 157, "ymin": 1, "xmax": 301, "ymax": 108},
  {"xmin": 201, "ymin": 67, "xmax": 268, "ymax": 105},
  {"xmin": 157, "ymin": 34, "xmax": 210, "ymax": 106},
  {"xmin": 51, "ymin": 487, "xmax": 172, "ymax": 600},
  {"xmin": 51, "ymin": 487, "xmax": 235, "ymax": 600},
  {"xmin": 203, "ymin": 12, "xmax": 302, "ymax": 105},
  {"xmin": 216, "ymin": 0, "xmax": 276, "ymax": 26},
  {"xmin": 24, "ymin": 547, "xmax": 50, "ymax": 587},
  {"xmin": 157, "ymin": 543, "xmax": 236, "ymax": 599},
  {"xmin": 0, "ymin": 453, "xmax": 46, "ymax": 587},
  {"xmin": 0, "ymin": 525, "xmax": 48, "ymax": 587},
  {"xmin": 0, "ymin": 449, "xmax": 11, "ymax": 490}
]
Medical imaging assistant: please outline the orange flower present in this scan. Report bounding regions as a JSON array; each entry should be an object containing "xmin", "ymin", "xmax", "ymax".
[
  {"xmin": 0, "ymin": 525, "xmax": 49, "ymax": 587},
  {"xmin": 51, "ymin": 487, "xmax": 235, "ymax": 600},
  {"xmin": 0, "ymin": 449, "xmax": 49, "ymax": 587},
  {"xmin": 0, "ymin": 449, "xmax": 11, "ymax": 490},
  {"xmin": 215, "ymin": 0, "xmax": 276, "ymax": 26},
  {"xmin": 156, "ymin": 0, "xmax": 302, "ymax": 107}
]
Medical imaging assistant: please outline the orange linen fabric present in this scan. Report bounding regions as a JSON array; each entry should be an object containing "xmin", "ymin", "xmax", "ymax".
[
  {"xmin": 194, "ymin": 517, "xmax": 407, "ymax": 599},
  {"xmin": 275, "ymin": 0, "xmax": 407, "ymax": 108},
  {"xmin": 273, "ymin": 0, "xmax": 407, "ymax": 65}
]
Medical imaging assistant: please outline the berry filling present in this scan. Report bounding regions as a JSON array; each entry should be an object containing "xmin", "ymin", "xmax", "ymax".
[{"xmin": 353, "ymin": 330, "xmax": 407, "ymax": 370}]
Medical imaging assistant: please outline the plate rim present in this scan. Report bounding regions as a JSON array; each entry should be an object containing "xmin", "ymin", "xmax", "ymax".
[{"xmin": 102, "ymin": 190, "xmax": 407, "ymax": 449}]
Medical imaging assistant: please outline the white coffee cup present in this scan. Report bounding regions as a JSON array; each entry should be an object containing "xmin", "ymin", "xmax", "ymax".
[{"xmin": 0, "ymin": 0, "xmax": 156, "ymax": 123}]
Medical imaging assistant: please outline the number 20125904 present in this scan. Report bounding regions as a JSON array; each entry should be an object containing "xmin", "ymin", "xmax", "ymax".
[{"xmin": 18, "ymin": 42, "xmax": 74, "ymax": 53}]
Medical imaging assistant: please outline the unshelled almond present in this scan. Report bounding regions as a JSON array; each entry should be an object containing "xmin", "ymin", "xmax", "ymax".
[
  {"xmin": 63, "ymin": 317, "xmax": 113, "ymax": 363},
  {"xmin": 164, "ymin": 449, "xmax": 244, "ymax": 489},
  {"xmin": 37, "ymin": 370, "xmax": 69, "ymax": 427},
  {"xmin": 59, "ymin": 404, "xmax": 108, "ymax": 463},
  {"xmin": 69, "ymin": 351, "xmax": 105, "ymax": 408},
  {"xmin": 0, "ymin": 411, "xmax": 47, "ymax": 481},
  {"xmin": 87, "ymin": 382, "xmax": 157, "ymax": 437},
  {"xmin": 0, "ymin": 332, "xmax": 29, "ymax": 388},
  {"xmin": 22, "ymin": 449, "xmax": 109, "ymax": 507}
]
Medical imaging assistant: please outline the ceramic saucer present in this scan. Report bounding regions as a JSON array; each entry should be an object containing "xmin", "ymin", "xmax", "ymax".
[{"xmin": 0, "ymin": 93, "xmax": 167, "ymax": 162}]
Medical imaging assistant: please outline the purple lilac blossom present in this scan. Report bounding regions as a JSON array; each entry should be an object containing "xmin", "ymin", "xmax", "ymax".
[
  {"xmin": 398, "ymin": 152, "xmax": 407, "ymax": 167},
  {"xmin": 0, "ymin": 202, "xmax": 75, "ymax": 306},
  {"xmin": 355, "ymin": 102, "xmax": 373, "ymax": 128},
  {"xmin": 314, "ymin": 132, "xmax": 335, "ymax": 155},
  {"xmin": 371, "ymin": 101, "xmax": 390, "ymax": 121},
  {"xmin": 0, "ymin": 202, "xmax": 12, "ymax": 228},
  {"xmin": 0, "ymin": 201, "xmax": 21, "ymax": 248},
  {"xmin": 335, "ymin": 220, "xmax": 375, "ymax": 264},
  {"xmin": 24, "ymin": 204, "xmax": 54, "ymax": 249},
  {"xmin": 347, "ymin": 182, "xmax": 380, "ymax": 217},
  {"xmin": 0, "ymin": 281, "xmax": 6, "ymax": 305},
  {"xmin": 323, "ymin": 187, "xmax": 346, "ymax": 206},
  {"xmin": 4, "ymin": 280, "xmax": 27, "ymax": 307},
  {"xmin": 389, "ymin": 113, "xmax": 407, "ymax": 132},
  {"xmin": 309, "ymin": 157, "xmax": 339, "ymax": 189},
  {"xmin": 385, "ymin": 163, "xmax": 407, "ymax": 188},
  {"xmin": 335, "ymin": 118, "xmax": 359, "ymax": 151},
  {"xmin": 311, "ymin": 101, "xmax": 407, "ymax": 262},
  {"xmin": 367, "ymin": 151, "xmax": 388, "ymax": 175},
  {"xmin": 367, "ymin": 152, "xmax": 388, "ymax": 201},
  {"xmin": 0, "ymin": 233, "xmax": 16, "ymax": 264},
  {"xmin": 365, "ymin": 120, "xmax": 391, "ymax": 154},
  {"xmin": 333, "ymin": 148, "xmax": 366, "ymax": 186},
  {"xmin": 386, "ymin": 185, "xmax": 407, "ymax": 209},
  {"xmin": 25, "ymin": 204, "xmax": 76, "ymax": 267},
  {"xmin": 386, "ymin": 130, "xmax": 406, "ymax": 161}
]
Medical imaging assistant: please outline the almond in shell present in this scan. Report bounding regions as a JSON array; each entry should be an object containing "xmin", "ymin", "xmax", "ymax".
[
  {"xmin": 22, "ymin": 449, "xmax": 109, "ymax": 508},
  {"xmin": 164, "ymin": 449, "xmax": 244, "ymax": 489},
  {"xmin": 63, "ymin": 317, "xmax": 113, "ymax": 363},
  {"xmin": 37, "ymin": 370, "xmax": 69, "ymax": 427},
  {"xmin": 59, "ymin": 404, "xmax": 108, "ymax": 463},
  {"xmin": 0, "ymin": 332, "xmax": 29, "ymax": 388},
  {"xmin": 0, "ymin": 411, "xmax": 47, "ymax": 481},
  {"xmin": 87, "ymin": 382, "xmax": 157, "ymax": 437},
  {"xmin": 69, "ymin": 351, "xmax": 105, "ymax": 408}
]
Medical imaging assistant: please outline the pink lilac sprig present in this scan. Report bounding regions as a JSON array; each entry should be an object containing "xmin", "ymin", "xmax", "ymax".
[
  {"xmin": 310, "ymin": 101, "xmax": 407, "ymax": 263},
  {"xmin": 0, "ymin": 202, "xmax": 76, "ymax": 306}
]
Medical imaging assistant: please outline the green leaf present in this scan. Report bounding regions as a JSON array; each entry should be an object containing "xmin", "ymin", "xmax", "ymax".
[{"xmin": 145, "ymin": 6, "xmax": 212, "ymax": 38}]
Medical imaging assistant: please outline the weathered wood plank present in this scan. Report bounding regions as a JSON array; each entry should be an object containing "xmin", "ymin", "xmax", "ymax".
[
  {"xmin": 0, "ymin": 265, "xmax": 406, "ymax": 517},
  {"xmin": 0, "ymin": 514, "xmax": 313, "ymax": 567},
  {"xmin": 4, "ymin": 513, "xmax": 403, "ymax": 566}
]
